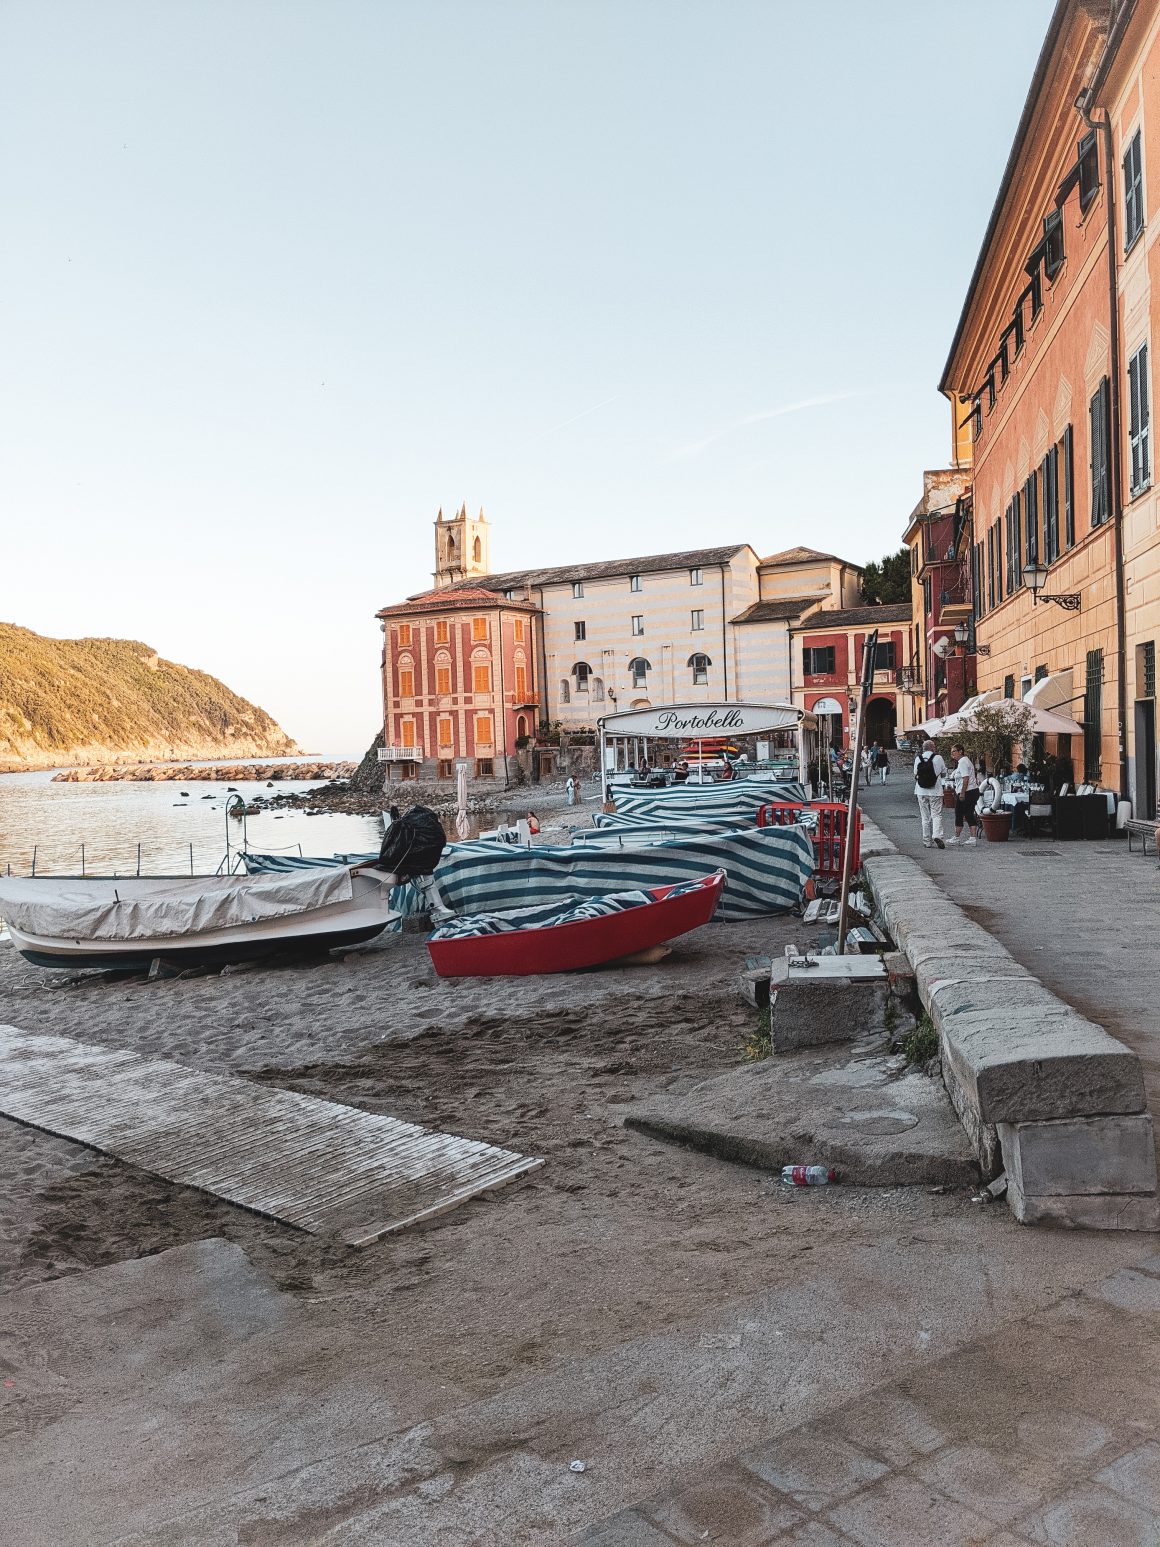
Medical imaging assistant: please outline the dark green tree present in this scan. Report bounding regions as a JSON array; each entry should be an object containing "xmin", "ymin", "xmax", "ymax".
[{"xmin": 861, "ymin": 548, "xmax": 912, "ymax": 605}]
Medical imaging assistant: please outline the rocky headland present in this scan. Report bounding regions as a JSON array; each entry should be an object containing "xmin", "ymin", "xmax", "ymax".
[{"xmin": 0, "ymin": 622, "xmax": 297, "ymax": 772}]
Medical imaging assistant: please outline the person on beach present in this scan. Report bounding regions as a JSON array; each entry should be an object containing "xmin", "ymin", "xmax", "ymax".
[
  {"xmin": 946, "ymin": 740, "xmax": 981, "ymax": 845},
  {"xmin": 913, "ymin": 738, "xmax": 946, "ymax": 849}
]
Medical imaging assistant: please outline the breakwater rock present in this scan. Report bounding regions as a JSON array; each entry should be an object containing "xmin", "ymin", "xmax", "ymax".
[{"xmin": 52, "ymin": 761, "xmax": 355, "ymax": 784}]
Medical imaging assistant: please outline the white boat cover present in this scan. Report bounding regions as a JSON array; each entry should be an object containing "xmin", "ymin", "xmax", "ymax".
[{"xmin": 0, "ymin": 868, "xmax": 355, "ymax": 942}]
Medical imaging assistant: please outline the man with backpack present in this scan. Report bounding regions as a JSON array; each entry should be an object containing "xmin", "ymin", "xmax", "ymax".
[{"xmin": 913, "ymin": 738, "xmax": 946, "ymax": 849}]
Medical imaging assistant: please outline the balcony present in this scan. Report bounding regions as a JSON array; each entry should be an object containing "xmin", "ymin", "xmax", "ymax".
[
  {"xmin": 895, "ymin": 666, "xmax": 923, "ymax": 692},
  {"xmin": 378, "ymin": 745, "xmax": 423, "ymax": 762}
]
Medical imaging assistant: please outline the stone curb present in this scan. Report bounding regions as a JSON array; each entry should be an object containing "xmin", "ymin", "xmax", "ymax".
[{"xmin": 858, "ymin": 812, "xmax": 1160, "ymax": 1231}]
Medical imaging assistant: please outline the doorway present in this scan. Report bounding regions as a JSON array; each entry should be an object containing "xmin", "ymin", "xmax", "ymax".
[
  {"xmin": 1135, "ymin": 698, "xmax": 1156, "ymax": 817},
  {"xmin": 865, "ymin": 696, "xmax": 897, "ymax": 749}
]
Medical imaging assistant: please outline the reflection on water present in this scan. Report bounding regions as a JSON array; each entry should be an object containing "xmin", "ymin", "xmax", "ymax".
[{"xmin": 0, "ymin": 769, "xmax": 384, "ymax": 876}]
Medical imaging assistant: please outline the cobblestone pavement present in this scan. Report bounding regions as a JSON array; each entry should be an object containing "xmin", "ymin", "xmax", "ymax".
[{"xmin": 578, "ymin": 1252, "xmax": 1160, "ymax": 1546}]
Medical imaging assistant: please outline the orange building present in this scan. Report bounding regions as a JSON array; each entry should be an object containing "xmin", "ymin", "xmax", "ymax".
[
  {"xmin": 790, "ymin": 604, "xmax": 921, "ymax": 749},
  {"xmin": 940, "ymin": 0, "xmax": 1160, "ymax": 812},
  {"xmin": 376, "ymin": 505, "xmax": 540, "ymax": 783}
]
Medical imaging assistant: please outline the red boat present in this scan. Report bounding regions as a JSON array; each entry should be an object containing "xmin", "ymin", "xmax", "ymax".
[{"xmin": 426, "ymin": 872, "xmax": 724, "ymax": 978}]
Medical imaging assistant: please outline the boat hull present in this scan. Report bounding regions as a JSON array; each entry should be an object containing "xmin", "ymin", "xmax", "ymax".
[
  {"xmin": 426, "ymin": 874, "xmax": 723, "ymax": 978},
  {"xmin": 4, "ymin": 870, "xmax": 399, "ymax": 970}
]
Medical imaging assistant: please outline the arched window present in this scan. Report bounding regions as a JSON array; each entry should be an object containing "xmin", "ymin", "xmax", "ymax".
[
  {"xmin": 688, "ymin": 652, "xmax": 711, "ymax": 686},
  {"xmin": 591, "ymin": 676, "xmax": 605, "ymax": 703},
  {"xmin": 572, "ymin": 661, "xmax": 591, "ymax": 691},
  {"xmin": 516, "ymin": 714, "xmax": 528, "ymax": 739},
  {"xmin": 473, "ymin": 535, "xmax": 482, "ymax": 562},
  {"xmin": 559, "ymin": 677, "xmax": 571, "ymax": 704},
  {"xmin": 629, "ymin": 656, "xmax": 651, "ymax": 689}
]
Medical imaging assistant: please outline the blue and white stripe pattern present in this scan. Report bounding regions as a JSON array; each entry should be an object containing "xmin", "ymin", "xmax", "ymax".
[
  {"xmin": 573, "ymin": 821, "xmax": 743, "ymax": 849},
  {"xmin": 431, "ymin": 827, "xmax": 812, "ymax": 922},
  {"xmin": 429, "ymin": 888, "xmax": 654, "ymax": 940},
  {"xmin": 609, "ymin": 781, "xmax": 806, "ymax": 822}
]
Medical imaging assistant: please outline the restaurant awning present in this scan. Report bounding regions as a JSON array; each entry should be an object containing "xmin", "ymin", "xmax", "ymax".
[
  {"xmin": 942, "ymin": 697, "xmax": 1084, "ymax": 737},
  {"xmin": 1024, "ymin": 669, "xmax": 1075, "ymax": 714}
]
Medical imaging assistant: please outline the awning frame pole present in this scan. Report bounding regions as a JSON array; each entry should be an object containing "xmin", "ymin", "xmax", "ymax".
[{"xmin": 837, "ymin": 629, "xmax": 877, "ymax": 956}]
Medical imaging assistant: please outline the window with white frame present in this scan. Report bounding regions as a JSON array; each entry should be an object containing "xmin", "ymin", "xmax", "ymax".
[
  {"xmin": 628, "ymin": 656, "xmax": 649, "ymax": 688},
  {"xmin": 691, "ymin": 609, "xmax": 704, "ymax": 631},
  {"xmin": 572, "ymin": 661, "xmax": 591, "ymax": 691},
  {"xmin": 688, "ymin": 652, "xmax": 710, "ymax": 685},
  {"xmin": 574, "ymin": 620, "xmax": 586, "ymax": 640},
  {"xmin": 1129, "ymin": 341, "xmax": 1151, "ymax": 495},
  {"xmin": 689, "ymin": 567, "xmax": 703, "ymax": 586},
  {"xmin": 629, "ymin": 574, "xmax": 642, "ymax": 592},
  {"xmin": 1125, "ymin": 129, "xmax": 1145, "ymax": 250},
  {"xmin": 631, "ymin": 614, "xmax": 644, "ymax": 635},
  {"xmin": 572, "ymin": 581, "xmax": 584, "ymax": 599}
]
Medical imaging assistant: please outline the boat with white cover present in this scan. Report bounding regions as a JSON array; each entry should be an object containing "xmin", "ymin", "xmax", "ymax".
[{"xmin": 0, "ymin": 865, "xmax": 400, "ymax": 969}]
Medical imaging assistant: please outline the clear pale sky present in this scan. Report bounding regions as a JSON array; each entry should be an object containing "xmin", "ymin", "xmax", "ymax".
[{"xmin": 3, "ymin": 0, "xmax": 1055, "ymax": 755}]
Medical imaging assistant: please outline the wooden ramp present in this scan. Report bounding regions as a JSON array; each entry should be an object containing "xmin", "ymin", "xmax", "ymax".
[{"xmin": 0, "ymin": 1026, "xmax": 542, "ymax": 1244}]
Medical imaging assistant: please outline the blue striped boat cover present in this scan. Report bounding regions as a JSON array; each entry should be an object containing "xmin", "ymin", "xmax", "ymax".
[
  {"xmin": 431, "ymin": 828, "xmax": 812, "ymax": 922},
  {"xmin": 610, "ymin": 781, "xmax": 805, "ymax": 822},
  {"xmin": 573, "ymin": 822, "xmax": 743, "ymax": 849},
  {"xmin": 430, "ymin": 888, "xmax": 653, "ymax": 940},
  {"xmin": 591, "ymin": 810, "xmax": 755, "ymax": 832}
]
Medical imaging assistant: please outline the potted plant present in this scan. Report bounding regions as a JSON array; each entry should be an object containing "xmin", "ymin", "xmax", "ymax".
[
  {"xmin": 938, "ymin": 701, "xmax": 1034, "ymax": 843},
  {"xmin": 979, "ymin": 806, "xmax": 1012, "ymax": 842}
]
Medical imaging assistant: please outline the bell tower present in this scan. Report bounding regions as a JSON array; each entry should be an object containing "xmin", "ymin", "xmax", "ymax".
[{"xmin": 434, "ymin": 503, "xmax": 490, "ymax": 588}]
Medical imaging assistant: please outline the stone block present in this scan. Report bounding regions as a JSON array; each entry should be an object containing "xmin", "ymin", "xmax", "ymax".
[
  {"xmin": 769, "ymin": 956, "xmax": 888, "ymax": 1053},
  {"xmin": 938, "ymin": 1007, "xmax": 1146, "ymax": 1123},
  {"xmin": 999, "ymin": 1114, "xmax": 1158, "ymax": 1197},
  {"xmin": 1006, "ymin": 1176, "xmax": 1160, "ymax": 1230}
]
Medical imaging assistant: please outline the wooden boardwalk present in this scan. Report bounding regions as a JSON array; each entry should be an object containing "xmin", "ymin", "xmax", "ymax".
[{"xmin": 0, "ymin": 1026, "xmax": 542, "ymax": 1244}]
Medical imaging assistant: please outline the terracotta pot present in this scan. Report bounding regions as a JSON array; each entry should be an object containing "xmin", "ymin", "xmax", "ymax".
[
  {"xmin": 941, "ymin": 786, "xmax": 957, "ymax": 810},
  {"xmin": 980, "ymin": 810, "xmax": 1012, "ymax": 843}
]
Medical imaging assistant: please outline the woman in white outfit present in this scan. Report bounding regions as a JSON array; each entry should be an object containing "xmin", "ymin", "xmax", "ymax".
[{"xmin": 913, "ymin": 739, "xmax": 946, "ymax": 849}]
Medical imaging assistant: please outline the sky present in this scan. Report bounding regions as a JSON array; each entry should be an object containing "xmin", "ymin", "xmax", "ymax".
[{"xmin": 2, "ymin": 0, "xmax": 1056, "ymax": 755}]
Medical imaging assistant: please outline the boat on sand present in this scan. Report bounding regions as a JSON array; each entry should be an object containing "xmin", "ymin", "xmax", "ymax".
[
  {"xmin": 426, "ymin": 872, "xmax": 724, "ymax": 978},
  {"xmin": 0, "ymin": 866, "xmax": 400, "ymax": 970}
]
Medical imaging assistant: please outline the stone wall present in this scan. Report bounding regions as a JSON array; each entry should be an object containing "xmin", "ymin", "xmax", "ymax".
[{"xmin": 860, "ymin": 814, "xmax": 1159, "ymax": 1230}]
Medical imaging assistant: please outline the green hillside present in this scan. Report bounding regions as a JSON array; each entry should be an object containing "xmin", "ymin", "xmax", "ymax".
[{"xmin": 0, "ymin": 623, "xmax": 297, "ymax": 768}]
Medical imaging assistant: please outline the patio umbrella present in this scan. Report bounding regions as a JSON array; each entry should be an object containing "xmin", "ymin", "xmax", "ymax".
[
  {"xmin": 943, "ymin": 698, "xmax": 1084, "ymax": 737},
  {"xmin": 455, "ymin": 763, "xmax": 470, "ymax": 839}
]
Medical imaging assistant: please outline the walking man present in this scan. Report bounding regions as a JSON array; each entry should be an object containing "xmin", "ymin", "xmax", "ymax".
[
  {"xmin": 913, "ymin": 738, "xmax": 946, "ymax": 849},
  {"xmin": 876, "ymin": 745, "xmax": 891, "ymax": 784},
  {"xmin": 947, "ymin": 741, "xmax": 981, "ymax": 845}
]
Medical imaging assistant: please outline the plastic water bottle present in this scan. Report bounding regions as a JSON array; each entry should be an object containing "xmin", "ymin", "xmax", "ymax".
[{"xmin": 781, "ymin": 1165, "xmax": 837, "ymax": 1186}]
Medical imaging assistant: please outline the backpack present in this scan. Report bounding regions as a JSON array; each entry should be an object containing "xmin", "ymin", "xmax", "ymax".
[{"xmin": 915, "ymin": 754, "xmax": 938, "ymax": 790}]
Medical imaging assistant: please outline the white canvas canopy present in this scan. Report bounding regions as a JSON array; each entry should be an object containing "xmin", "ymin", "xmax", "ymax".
[
  {"xmin": 0, "ymin": 868, "xmax": 356, "ymax": 942},
  {"xmin": 597, "ymin": 702, "xmax": 818, "ymax": 787},
  {"xmin": 940, "ymin": 696, "xmax": 1084, "ymax": 738}
]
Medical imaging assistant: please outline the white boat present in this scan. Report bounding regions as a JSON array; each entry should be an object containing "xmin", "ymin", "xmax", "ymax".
[{"xmin": 0, "ymin": 865, "xmax": 400, "ymax": 970}]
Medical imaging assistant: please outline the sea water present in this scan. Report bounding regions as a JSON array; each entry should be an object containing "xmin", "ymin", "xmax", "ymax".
[{"xmin": 0, "ymin": 765, "xmax": 384, "ymax": 877}]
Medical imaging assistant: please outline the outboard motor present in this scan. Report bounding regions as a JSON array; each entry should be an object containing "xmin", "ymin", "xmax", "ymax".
[{"xmin": 377, "ymin": 805, "xmax": 447, "ymax": 878}]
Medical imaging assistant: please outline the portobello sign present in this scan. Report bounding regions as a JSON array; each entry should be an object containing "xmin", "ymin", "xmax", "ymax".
[{"xmin": 597, "ymin": 702, "xmax": 809, "ymax": 737}]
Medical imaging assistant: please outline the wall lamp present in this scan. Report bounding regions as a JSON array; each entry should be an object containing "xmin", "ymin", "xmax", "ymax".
[
  {"xmin": 952, "ymin": 620, "xmax": 990, "ymax": 655},
  {"xmin": 1022, "ymin": 560, "xmax": 1081, "ymax": 610}
]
